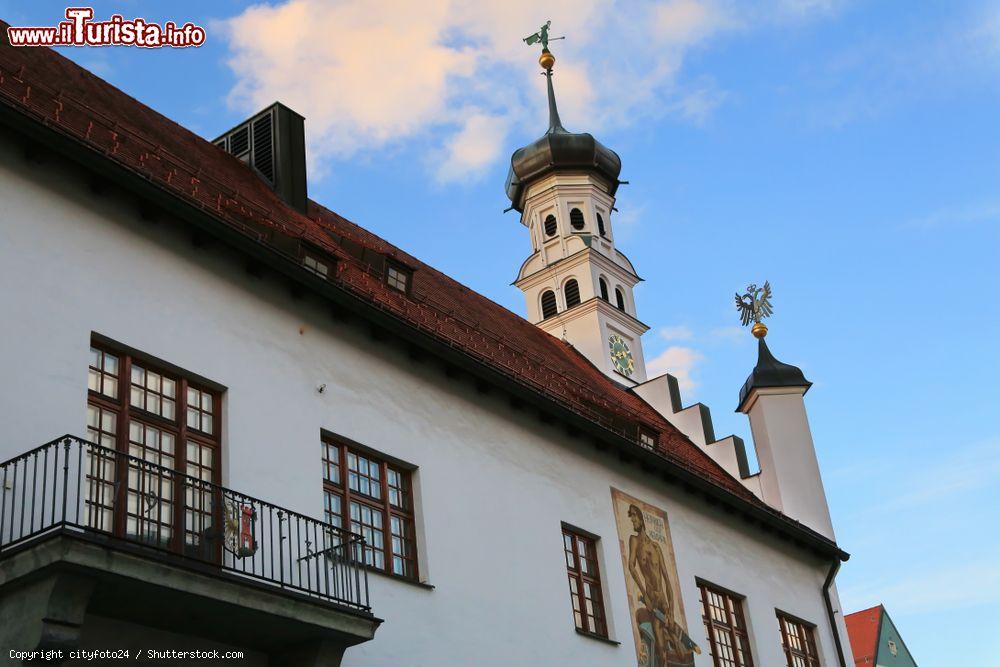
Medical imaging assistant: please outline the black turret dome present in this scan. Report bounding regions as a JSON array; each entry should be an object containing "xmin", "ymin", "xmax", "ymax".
[{"xmin": 504, "ymin": 68, "xmax": 621, "ymax": 211}]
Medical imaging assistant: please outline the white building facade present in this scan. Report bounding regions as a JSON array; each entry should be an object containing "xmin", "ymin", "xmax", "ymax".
[{"xmin": 0, "ymin": 35, "xmax": 853, "ymax": 667}]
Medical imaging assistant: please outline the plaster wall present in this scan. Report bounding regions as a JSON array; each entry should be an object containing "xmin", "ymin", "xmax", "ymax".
[
  {"xmin": 744, "ymin": 388, "xmax": 836, "ymax": 540},
  {"xmin": 0, "ymin": 135, "xmax": 850, "ymax": 667}
]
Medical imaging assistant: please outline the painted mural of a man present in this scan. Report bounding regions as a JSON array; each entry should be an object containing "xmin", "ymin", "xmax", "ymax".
[{"xmin": 627, "ymin": 504, "xmax": 693, "ymax": 666}]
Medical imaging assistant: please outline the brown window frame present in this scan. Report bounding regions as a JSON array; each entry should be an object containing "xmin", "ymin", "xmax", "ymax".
[
  {"xmin": 697, "ymin": 579, "xmax": 755, "ymax": 667},
  {"xmin": 86, "ymin": 339, "xmax": 222, "ymax": 556},
  {"xmin": 562, "ymin": 523, "xmax": 609, "ymax": 639},
  {"xmin": 321, "ymin": 434, "xmax": 418, "ymax": 581},
  {"xmin": 776, "ymin": 610, "xmax": 821, "ymax": 667}
]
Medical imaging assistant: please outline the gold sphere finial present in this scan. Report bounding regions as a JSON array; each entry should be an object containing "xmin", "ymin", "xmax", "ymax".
[
  {"xmin": 539, "ymin": 47, "xmax": 555, "ymax": 71},
  {"xmin": 751, "ymin": 322, "xmax": 768, "ymax": 339}
]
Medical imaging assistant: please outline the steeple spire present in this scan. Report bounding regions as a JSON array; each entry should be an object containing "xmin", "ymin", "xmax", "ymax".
[
  {"xmin": 544, "ymin": 66, "xmax": 566, "ymax": 134},
  {"xmin": 538, "ymin": 47, "xmax": 566, "ymax": 134},
  {"xmin": 524, "ymin": 21, "xmax": 566, "ymax": 135}
]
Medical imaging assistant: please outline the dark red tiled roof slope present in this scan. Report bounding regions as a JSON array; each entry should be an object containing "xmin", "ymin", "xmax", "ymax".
[
  {"xmin": 0, "ymin": 27, "xmax": 823, "ymax": 533},
  {"xmin": 845, "ymin": 605, "xmax": 882, "ymax": 664}
]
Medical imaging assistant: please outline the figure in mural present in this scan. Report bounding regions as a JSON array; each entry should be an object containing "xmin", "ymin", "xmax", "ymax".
[
  {"xmin": 612, "ymin": 488, "xmax": 698, "ymax": 667},
  {"xmin": 627, "ymin": 504, "xmax": 695, "ymax": 666}
]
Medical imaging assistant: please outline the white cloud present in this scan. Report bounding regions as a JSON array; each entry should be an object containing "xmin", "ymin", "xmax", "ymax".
[
  {"xmin": 653, "ymin": 0, "xmax": 734, "ymax": 46},
  {"xmin": 904, "ymin": 201, "xmax": 1000, "ymax": 230},
  {"xmin": 646, "ymin": 345, "xmax": 704, "ymax": 393},
  {"xmin": 776, "ymin": 0, "xmax": 845, "ymax": 17},
  {"xmin": 871, "ymin": 438, "xmax": 1000, "ymax": 513},
  {"xmin": 657, "ymin": 324, "xmax": 745, "ymax": 344},
  {"xmin": 433, "ymin": 111, "xmax": 511, "ymax": 183},
  {"xmin": 671, "ymin": 84, "xmax": 729, "ymax": 124},
  {"xmin": 708, "ymin": 325, "xmax": 744, "ymax": 343},
  {"xmin": 220, "ymin": 0, "xmax": 838, "ymax": 184},
  {"xmin": 841, "ymin": 554, "xmax": 1000, "ymax": 615},
  {"xmin": 659, "ymin": 325, "xmax": 694, "ymax": 341}
]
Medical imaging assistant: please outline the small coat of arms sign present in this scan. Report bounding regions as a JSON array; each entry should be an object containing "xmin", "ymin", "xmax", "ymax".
[{"xmin": 223, "ymin": 498, "xmax": 258, "ymax": 558}]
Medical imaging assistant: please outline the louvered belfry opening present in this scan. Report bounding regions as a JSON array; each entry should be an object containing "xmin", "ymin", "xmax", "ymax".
[
  {"xmin": 544, "ymin": 214, "xmax": 558, "ymax": 237},
  {"xmin": 541, "ymin": 290, "xmax": 558, "ymax": 319},
  {"xmin": 564, "ymin": 279, "xmax": 581, "ymax": 308},
  {"xmin": 213, "ymin": 103, "xmax": 308, "ymax": 213}
]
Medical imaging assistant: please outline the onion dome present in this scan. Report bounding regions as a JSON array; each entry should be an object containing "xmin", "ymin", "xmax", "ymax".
[{"xmin": 505, "ymin": 51, "xmax": 622, "ymax": 212}]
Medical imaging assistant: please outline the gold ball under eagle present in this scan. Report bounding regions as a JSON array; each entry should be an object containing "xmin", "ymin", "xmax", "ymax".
[
  {"xmin": 751, "ymin": 322, "xmax": 768, "ymax": 339},
  {"xmin": 539, "ymin": 48, "xmax": 555, "ymax": 70}
]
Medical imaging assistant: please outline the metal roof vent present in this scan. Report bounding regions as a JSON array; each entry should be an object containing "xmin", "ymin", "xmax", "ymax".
[{"xmin": 213, "ymin": 102, "xmax": 308, "ymax": 214}]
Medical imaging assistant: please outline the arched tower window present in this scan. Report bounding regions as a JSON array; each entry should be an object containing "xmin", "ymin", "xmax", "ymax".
[
  {"xmin": 597, "ymin": 213, "xmax": 607, "ymax": 237},
  {"xmin": 564, "ymin": 279, "xmax": 581, "ymax": 308},
  {"xmin": 541, "ymin": 290, "xmax": 558, "ymax": 319},
  {"xmin": 570, "ymin": 208, "xmax": 585, "ymax": 231},
  {"xmin": 544, "ymin": 215, "xmax": 557, "ymax": 237},
  {"xmin": 599, "ymin": 277, "xmax": 609, "ymax": 301},
  {"xmin": 615, "ymin": 288, "xmax": 626, "ymax": 312}
]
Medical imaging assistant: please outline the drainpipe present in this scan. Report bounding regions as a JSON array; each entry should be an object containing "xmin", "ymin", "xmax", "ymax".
[{"xmin": 823, "ymin": 559, "xmax": 848, "ymax": 667}]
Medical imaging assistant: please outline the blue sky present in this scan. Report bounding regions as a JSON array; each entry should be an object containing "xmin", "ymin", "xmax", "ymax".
[{"xmin": 3, "ymin": 1, "xmax": 999, "ymax": 664}]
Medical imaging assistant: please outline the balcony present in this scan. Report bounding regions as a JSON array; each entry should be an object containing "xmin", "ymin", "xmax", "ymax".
[{"xmin": 0, "ymin": 435, "xmax": 380, "ymax": 665}]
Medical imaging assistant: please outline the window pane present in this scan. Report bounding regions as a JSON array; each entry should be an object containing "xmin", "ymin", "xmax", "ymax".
[
  {"xmin": 324, "ymin": 441, "xmax": 415, "ymax": 579},
  {"xmin": 700, "ymin": 582, "xmax": 754, "ymax": 667},
  {"xmin": 130, "ymin": 364, "xmax": 179, "ymax": 420},
  {"xmin": 323, "ymin": 441, "xmax": 341, "ymax": 485},
  {"xmin": 89, "ymin": 348, "xmax": 120, "ymax": 398},
  {"xmin": 324, "ymin": 490, "xmax": 343, "ymax": 528},
  {"xmin": 86, "ymin": 345, "xmax": 223, "ymax": 548},
  {"xmin": 777, "ymin": 613, "xmax": 816, "ymax": 667},
  {"xmin": 562, "ymin": 527, "xmax": 607, "ymax": 637},
  {"xmin": 387, "ymin": 265, "xmax": 410, "ymax": 292}
]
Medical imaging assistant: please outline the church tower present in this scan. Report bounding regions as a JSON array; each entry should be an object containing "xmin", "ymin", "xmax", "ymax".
[{"xmin": 506, "ymin": 47, "xmax": 649, "ymax": 385}]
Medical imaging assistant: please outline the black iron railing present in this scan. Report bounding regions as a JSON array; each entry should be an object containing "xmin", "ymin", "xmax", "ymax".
[{"xmin": 0, "ymin": 435, "xmax": 371, "ymax": 613}]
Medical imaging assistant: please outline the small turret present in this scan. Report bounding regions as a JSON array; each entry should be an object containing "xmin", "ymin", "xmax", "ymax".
[
  {"xmin": 734, "ymin": 283, "xmax": 835, "ymax": 539},
  {"xmin": 736, "ymin": 328, "xmax": 813, "ymax": 412},
  {"xmin": 509, "ymin": 24, "xmax": 648, "ymax": 385}
]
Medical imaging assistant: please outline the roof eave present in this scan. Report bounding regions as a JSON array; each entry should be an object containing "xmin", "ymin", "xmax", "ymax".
[{"xmin": 0, "ymin": 93, "xmax": 848, "ymax": 565}]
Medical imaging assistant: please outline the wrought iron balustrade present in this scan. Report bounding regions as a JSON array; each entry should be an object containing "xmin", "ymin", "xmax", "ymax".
[{"xmin": 0, "ymin": 435, "xmax": 371, "ymax": 613}]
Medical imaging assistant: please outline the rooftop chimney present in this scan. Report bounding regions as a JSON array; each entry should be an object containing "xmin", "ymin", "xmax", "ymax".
[{"xmin": 213, "ymin": 102, "xmax": 307, "ymax": 214}]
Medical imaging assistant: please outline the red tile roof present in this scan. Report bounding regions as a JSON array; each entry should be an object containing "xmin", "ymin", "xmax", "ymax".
[
  {"xmin": 0, "ymin": 26, "xmax": 839, "ymax": 548},
  {"xmin": 845, "ymin": 605, "xmax": 883, "ymax": 664}
]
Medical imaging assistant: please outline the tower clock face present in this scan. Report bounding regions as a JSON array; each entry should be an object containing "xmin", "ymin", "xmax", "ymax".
[{"xmin": 608, "ymin": 334, "xmax": 635, "ymax": 377}]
